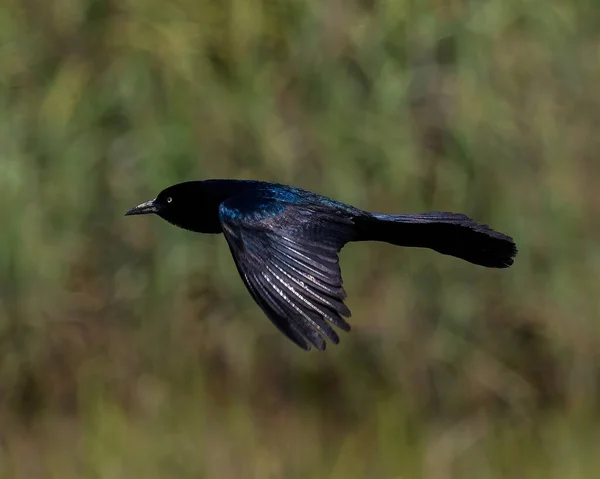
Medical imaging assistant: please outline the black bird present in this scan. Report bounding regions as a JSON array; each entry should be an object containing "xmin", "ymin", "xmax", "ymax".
[{"xmin": 126, "ymin": 180, "xmax": 517, "ymax": 351}]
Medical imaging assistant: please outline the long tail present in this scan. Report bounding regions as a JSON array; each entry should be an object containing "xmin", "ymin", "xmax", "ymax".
[{"xmin": 354, "ymin": 212, "xmax": 517, "ymax": 268}]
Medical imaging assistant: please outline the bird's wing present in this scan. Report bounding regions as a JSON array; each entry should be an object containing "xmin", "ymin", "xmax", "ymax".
[{"xmin": 218, "ymin": 192, "xmax": 356, "ymax": 351}]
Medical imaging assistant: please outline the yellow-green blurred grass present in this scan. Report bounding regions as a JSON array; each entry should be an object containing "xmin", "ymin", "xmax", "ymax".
[{"xmin": 1, "ymin": 0, "xmax": 600, "ymax": 477}]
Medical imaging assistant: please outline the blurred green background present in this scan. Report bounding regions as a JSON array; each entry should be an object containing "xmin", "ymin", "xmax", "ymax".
[{"xmin": 1, "ymin": 0, "xmax": 600, "ymax": 477}]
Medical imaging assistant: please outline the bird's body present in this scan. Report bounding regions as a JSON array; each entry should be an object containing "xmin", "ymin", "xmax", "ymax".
[{"xmin": 126, "ymin": 179, "xmax": 517, "ymax": 351}]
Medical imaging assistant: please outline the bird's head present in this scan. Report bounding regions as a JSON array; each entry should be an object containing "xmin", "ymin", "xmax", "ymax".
[{"xmin": 126, "ymin": 182, "xmax": 221, "ymax": 233}]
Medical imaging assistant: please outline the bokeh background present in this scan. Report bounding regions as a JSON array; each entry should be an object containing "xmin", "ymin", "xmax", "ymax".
[{"xmin": 1, "ymin": 0, "xmax": 600, "ymax": 477}]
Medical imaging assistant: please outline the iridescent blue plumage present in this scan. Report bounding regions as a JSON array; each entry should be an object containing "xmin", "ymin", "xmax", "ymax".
[
  {"xmin": 218, "ymin": 191, "xmax": 357, "ymax": 349},
  {"xmin": 126, "ymin": 179, "xmax": 517, "ymax": 351}
]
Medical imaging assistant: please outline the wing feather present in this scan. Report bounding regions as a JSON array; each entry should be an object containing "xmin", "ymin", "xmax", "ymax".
[{"xmin": 219, "ymin": 193, "xmax": 356, "ymax": 350}]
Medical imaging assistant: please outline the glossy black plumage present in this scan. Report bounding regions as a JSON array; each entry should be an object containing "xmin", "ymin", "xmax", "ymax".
[{"xmin": 126, "ymin": 180, "xmax": 517, "ymax": 351}]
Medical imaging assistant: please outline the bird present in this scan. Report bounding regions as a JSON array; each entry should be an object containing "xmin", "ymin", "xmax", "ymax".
[{"xmin": 126, "ymin": 179, "xmax": 517, "ymax": 351}]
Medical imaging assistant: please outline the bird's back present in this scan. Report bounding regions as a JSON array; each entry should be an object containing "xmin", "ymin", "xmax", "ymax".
[{"xmin": 199, "ymin": 179, "xmax": 363, "ymax": 216}]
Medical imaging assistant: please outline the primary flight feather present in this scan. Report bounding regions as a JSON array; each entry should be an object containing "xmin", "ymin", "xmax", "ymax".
[{"xmin": 126, "ymin": 179, "xmax": 517, "ymax": 351}]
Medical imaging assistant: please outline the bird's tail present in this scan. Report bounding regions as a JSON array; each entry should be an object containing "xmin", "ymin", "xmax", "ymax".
[{"xmin": 354, "ymin": 212, "xmax": 517, "ymax": 268}]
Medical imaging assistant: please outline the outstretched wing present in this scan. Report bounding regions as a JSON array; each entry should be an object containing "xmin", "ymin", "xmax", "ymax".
[{"xmin": 218, "ymin": 192, "xmax": 357, "ymax": 351}]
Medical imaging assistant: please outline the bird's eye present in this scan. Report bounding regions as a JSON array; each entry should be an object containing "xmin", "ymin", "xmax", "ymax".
[{"xmin": 167, "ymin": 197, "xmax": 173, "ymax": 204}]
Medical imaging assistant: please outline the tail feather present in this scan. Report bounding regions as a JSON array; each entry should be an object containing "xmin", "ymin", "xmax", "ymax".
[{"xmin": 355, "ymin": 212, "xmax": 517, "ymax": 268}]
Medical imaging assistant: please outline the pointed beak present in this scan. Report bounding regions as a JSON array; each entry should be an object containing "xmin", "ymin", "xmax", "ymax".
[{"xmin": 125, "ymin": 198, "xmax": 159, "ymax": 216}]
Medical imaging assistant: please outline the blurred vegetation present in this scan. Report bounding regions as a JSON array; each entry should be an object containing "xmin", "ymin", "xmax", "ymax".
[{"xmin": 1, "ymin": 0, "xmax": 600, "ymax": 477}]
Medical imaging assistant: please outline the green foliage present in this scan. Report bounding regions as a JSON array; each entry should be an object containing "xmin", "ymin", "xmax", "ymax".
[{"xmin": 1, "ymin": 0, "xmax": 599, "ymax": 477}]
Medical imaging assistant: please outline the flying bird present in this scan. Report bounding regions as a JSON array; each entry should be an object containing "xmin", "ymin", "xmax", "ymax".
[{"xmin": 126, "ymin": 180, "xmax": 517, "ymax": 351}]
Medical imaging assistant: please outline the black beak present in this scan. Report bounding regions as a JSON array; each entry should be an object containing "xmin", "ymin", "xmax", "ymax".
[{"xmin": 125, "ymin": 198, "xmax": 159, "ymax": 216}]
